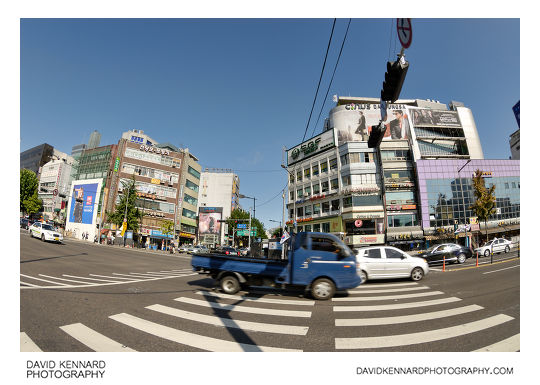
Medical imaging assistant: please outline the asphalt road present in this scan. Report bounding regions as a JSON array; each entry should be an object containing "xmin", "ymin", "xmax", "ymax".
[{"xmin": 20, "ymin": 230, "xmax": 520, "ymax": 352}]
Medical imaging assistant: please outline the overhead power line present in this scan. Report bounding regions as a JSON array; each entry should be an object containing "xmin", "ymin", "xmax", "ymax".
[
  {"xmin": 311, "ymin": 19, "xmax": 352, "ymax": 138},
  {"xmin": 301, "ymin": 18, "xmax": 336, "ymax": 143}
]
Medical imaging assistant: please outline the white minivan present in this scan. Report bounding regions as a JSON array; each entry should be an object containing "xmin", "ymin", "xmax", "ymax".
[{"xmin": 355, "ymin": 246, "xmax": 429, "ymax": 283}]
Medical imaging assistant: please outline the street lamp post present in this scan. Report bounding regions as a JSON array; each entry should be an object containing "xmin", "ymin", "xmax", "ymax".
[
  {"xmin": 280, "ymin": 164, "xmax": 296, "ymax": 234},
  {"xmin": 238, "ymin": 194, "xmax": 256, "ymax": 250},
  {"xmin": 269, "ymin": 219, "xmax": 282, "ymax": 237}
]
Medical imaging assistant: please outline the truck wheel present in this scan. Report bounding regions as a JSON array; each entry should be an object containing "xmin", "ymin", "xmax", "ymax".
[
  {"xmin": 311, "ymin": 278, "xmax": 335, "ymax": 300},
  {"xmin": 220, "ymin": 275, "xmax": 240, "ymax": 295}
]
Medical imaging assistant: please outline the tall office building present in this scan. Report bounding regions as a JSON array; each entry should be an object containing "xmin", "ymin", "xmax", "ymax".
[{"xmin": 87, "ymin": 130, "xmax": 101, "ymax": 149}]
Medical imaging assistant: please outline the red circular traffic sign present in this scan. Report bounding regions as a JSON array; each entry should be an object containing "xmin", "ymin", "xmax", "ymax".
[{"xmin": 397, "ymin": 18, "xmax": 412, "ymax": 49}]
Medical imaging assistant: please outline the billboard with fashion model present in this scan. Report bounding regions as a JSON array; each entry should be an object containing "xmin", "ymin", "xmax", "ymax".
[
  {"xmin": 409, "ymin": 108, "xmax": 462, "ymax": 128},
  {"xmin": 198, "ymin": 207, "xmax": 222, "ymax": 236},
  {"xmin": 329, "ymin": 103, "xmax": 411, "ymax": 146}
]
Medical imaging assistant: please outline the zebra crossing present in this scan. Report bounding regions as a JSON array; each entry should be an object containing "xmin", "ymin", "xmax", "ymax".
[
  {"xmin": 20, "ymin": 282, "xmax": 519, "ymax": 352},
  {"xmin": 333, "ymin": 282, "xmax": 519, "ymax": 351},
  {"xmin": 20, "ymin": 268, "xmax": 197, "ymax": 289},
  {"xmin": 21, "ymin": 289, "xmax": 314, "ymax": 352}
]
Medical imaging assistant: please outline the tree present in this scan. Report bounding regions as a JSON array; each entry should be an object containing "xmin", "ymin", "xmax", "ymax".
[
  {"xmin": 160, "ymin": 219, "xmax": 175, "ymax": 249},
  {"xmin": 20, "ymin": 169, "xmax": 41, "ymax": 215},
  {"xmin": 469, "ymin": 169, "xmax": 497, "ymax": 245},
  {"xmin": 271, "ymin": 227, "xmax": 282, "ymax": 238},
  {"xmin": 106, "ymin": 178, "xmax": 143, "ymax": 233},
  {"xmin": 226, "ymin": 208, "xmax": 267, "ymax": 246}
]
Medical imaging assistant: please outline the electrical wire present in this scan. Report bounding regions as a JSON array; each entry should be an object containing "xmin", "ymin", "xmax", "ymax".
[
  {"xmin": 301, "ymin": 19, "xmax": 336, "ymax": 143},
  {"xmin": 310, "ymin": 19, "xmax": 352, "ymax": 138},
  {"xmin": 256, "ymin": 183, "xmax": 288, "ymax": 207}
]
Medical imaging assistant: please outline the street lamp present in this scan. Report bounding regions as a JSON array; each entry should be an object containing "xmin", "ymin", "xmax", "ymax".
[
  {"xmin": 280, "ymin": 164, "xmax": 296, "ymax": 233},
  {"xmin": 238, "ymin": 194, "xmax": 256, "ymax": 250},
  {"xmin": 269, "ymin": 219, "xmax": 282, "ymax": 237}
]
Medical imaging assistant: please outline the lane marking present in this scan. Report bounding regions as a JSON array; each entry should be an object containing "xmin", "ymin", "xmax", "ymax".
[
  {"xmin": 333, "ymin": 291, "xmax": 444, "ymax": 302},
  {"xmin": 20, "ymin": 281, "xmax": 41, "ymax": 287},
  {"xmin": 147, "ymin": 304, "xmax": 309, "ymax": 335},
  {"xmin": 62, "ymin": 274, "xmax": 124, "ymax": 283},
  {"xmin": 20, "ymin": 332, "xmax": 42, "ymax": 352},
  {"xmin": 109, "ymin": 313, "xmax": 302, "ymax": 352},
  {"xmin": 335, "ymin": 305, "xmax": 483, "ymax": 326},
  {"xmin": 60, "ymin": 323, "xmax": 136, "ymax": 352},
  {"xmin": 174, "ymin": 297, "xmax": 312, "ymax": 318},
  {"xmin": 354, "ymin": 282, "xmax": 418, "ymax": 289},
  {"xmin": 38, "ymin": 274, "xmax": 94, "ymax": 284},
  {"xmin": 89, "ymin": 274, "xmax": 134, "ymax": 280},
  {"xmin": 348, "ymin": 286, "xmax": 430, "ymax": 294},
  {"xmin": 335, "ymin": 314, "xmax": 514, "ymax": 349},
  {"xmin": 20, "ymin": 274, "xmax": 70, "ymax": 286},
  {"xmin": 473, "ymin": 334, "xmax": 520, "ymax": 352},
  {"xmin": 333, "ymin": 297, "xmax": 462, "ymax": 312},
  {"xmin": 483, "ymin": 265, "xmax": 520, "ymax": 275},
  {"xmin": 195, "ymin": 290, "xmax": 315, "ymax": 306}
]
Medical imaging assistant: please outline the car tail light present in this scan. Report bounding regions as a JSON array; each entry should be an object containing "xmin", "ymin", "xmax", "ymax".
[{"xmin": 226, "ymin": 251, "xmax": 230, "ymax": 255}]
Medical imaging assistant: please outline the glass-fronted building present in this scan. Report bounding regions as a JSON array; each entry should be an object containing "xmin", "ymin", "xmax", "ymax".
[{"xmin": 417, "ymin": 159, "xmax": 520, "ymax": 247}]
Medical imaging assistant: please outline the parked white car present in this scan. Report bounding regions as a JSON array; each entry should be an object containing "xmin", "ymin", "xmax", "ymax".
[
  {"xmin": 28, "ymin": 222, "xmax": 63, "ymax": 243},
  {"xmin": 474, "ymin": 238, "xmax": 513, "ymax": 257},
  {"xmin": 355, "ymin": 246, "xmax": 429, "ymax": 283},
  {"xmin": 187, "ymin": 245, "xmax": 209, "ymax": 254}
]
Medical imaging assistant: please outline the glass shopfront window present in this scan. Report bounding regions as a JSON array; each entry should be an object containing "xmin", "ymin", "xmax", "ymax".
[
  {"xmin": 345, "ymin": 219, "xmax": 377, "ymax": 235},
  {"xmin": 388, "ymin": 213, "xmax": 418, "ymax": 227}
]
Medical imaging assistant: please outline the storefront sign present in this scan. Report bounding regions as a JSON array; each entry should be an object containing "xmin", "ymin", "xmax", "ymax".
[
  {"xmin": 151, "ymin": 178, "xmax": 161, "ymax": 185},
  {"xmin": 480, "ymin": 171, "xmax": 493, "ymax": 177},
  {"xmin": 179, "ymin": 232, "xmax": 196, "ymax": 239},
  {"xmin": 387, "ymin": 204, "xmax": 417, "ymax": 211},
  {"xmin": 342, "ymin": 212, "xmax": 384, "ymax": 220},
  {"xmin": 346, "ymin": 234, "xmax": 385, "ymax": 245},
  {"xmin": 354, "ymin": 219, "xmax": 363, "ymax": 228},
  {"xmin": 114, "ymin": 157, "xmax": 120, "ymax": 172},
  {"xmin": 139, "ymin": 145, "xmax": 170, "ymax": 156},
  {"xmin": 287, "ymin": 129, "xmax": 335, "ymax": 165}
]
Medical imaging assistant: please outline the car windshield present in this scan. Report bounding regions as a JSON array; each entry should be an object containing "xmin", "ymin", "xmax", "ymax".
[
  {"xmin": 42, "ymin": 224, "xmax": 54, "ymax": 231},
  {"xmin": 483, "ymin": 241, "xmax": 493, "ymax": 247},
  {"xmin": 426, "ymin": 245, "xmax": 438, "ymax": 252}
]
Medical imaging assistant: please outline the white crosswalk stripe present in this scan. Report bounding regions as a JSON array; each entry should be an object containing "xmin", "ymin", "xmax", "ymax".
[
  {"xmin": 473, "ymin": 333, "xmax": 520, "ymax": 352},
  {"xmin": 336, "ymin": 305, "xmax": 484, "ymax": 326},
  {"xmin": 147, "ymin": 304, "xmax": 309, "ymax": 335},
  {"xmin": 20, "ymin": 332, "xmax": 42, "ymax": 352},
  {"xmin": 355, "ymin": 282, "xmax": 419, "ymax": 289},
  {"xmin": 347, "ymin": 286, "xmax": 430, "ymax": 294},
  {"xmin": 333, "ymin": 290, "xmax": 444, "ymax": 302},
  {"xmin": 195, "ymin": 290, "xmax": 315, "ymax": 306},
  {"xmin": 333, "ymin": 297, "xmax": 462, "ymax": 312},
  {"xmin": 59, "ymin": 323, "xmax": 136, "ymax": 352},
  {"xmin": 335, "ymin": 314, "xmax": 514, "ymax": 349},
  {"xmin": 109, "ymin": 312, "xmax": 302, "ymax": 352},
  {"xmin": 174, "ymin": 296, "xmax": 312, "ymax": 317}
]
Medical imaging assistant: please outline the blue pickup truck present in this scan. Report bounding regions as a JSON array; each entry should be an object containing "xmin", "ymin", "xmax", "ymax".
[{"xmin": 191, "ymin": 232, "xmax": 361, "ymax": 300}]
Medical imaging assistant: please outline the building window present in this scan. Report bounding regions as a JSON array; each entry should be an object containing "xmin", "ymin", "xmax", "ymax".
[
  {"xmin": 312, "ymin": 164, "xmax": 319, "ymax": 176},
  {"xmin": 321, "ymin": 181, "xmax": 329, "ymax": 193},
  {"xmin": 313, "ymin": 183, "xmax": 320, "ymax": 194},
  {"xmin": 322, "ymin": 222, "xmax": 330, "ymax": 232},
  {"xmin": 289, "ymin": 208, "xmax": 294, "ymax": 219},
  {"xmin": 290, "ymin": 173, "xmax": 295, "ymax": 183},
  {"xmin": 304, "ymin": 168, "xmax": 310, "ymax": 179},
  {"xmin": 305, "ymin": 204, "xmax": 312, "ymax": 216},
  {"xmin": 330, "ymin": 178, "xmax": 338, "ymax": 190},
  {"xmin": 290, "ymin": 191, "xmax": 294, "ymax": 201},
  {"xmin": 304, "ymin": 224, "xmax": 312, "ymax": 232},
  {"xmin": 340, "ymin": 154, "xmax": 348, "ymax": 166},
  {"xmin": 342, "ymin": 175, "xmax": 351, "ymax": 186},
  {"xmin": 297, "ymin": 188, "xmax": 303, "ymax": 198},
  {"xmin": 329, "ymin": 158, "xmax": 337, "ymax": 170},
  {"xmin": 297, "ymin": 206, "xmax": 304, "ymax": 217},
  {"xmin": 188, "ymin": 166, "xmax": 200, "ymax": 179},
  {"xmin": 331, "ymin": 199, "xmax": 340, "ymax": 211},
  {"xmin": 322, "ymin": 201, "xmax": 330, "ymax": 214},
  {"xmin": 320, "ymin": 161, "xmax": 328, "ymax": 173},
  {"xmin": 183, "ymin": 193, "xmax": 198, "ymax": 206},
  {"xmin": 313, "ymin": 203, "xmax": 321, "ymax": 215},
  {"xmin": 182, "ymin": 208, "xmax": 197, "ymax": 219},
  {"xmin": 345, "ymin": 219, "xmax": 376, "ymax": 235},
  {"xmin": 304, "ymin": 186, "xmax": 311, "ymax": 196},
  {"xmin": 388, "ymin": 213, "xmax": 418, "ymax": 227},
  {"xmin": 313, "ymin": 223, "xmax": 321, "ymax": 232},
  {"xmin": 185, "ymin": 179, "xmax": 199, "ymax": 192},
  {"xmin": 296, "ymin": 170, "xmax": 302, "ymax": 182},
  {"xmin": 343, "ymin": 196, "xmax": 352, "ymax": 208}
]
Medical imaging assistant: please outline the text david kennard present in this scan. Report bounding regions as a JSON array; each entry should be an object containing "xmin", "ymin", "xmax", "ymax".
[{"xmin": 27, "ymin": 360, "xmax": 106, "ymax": 379}]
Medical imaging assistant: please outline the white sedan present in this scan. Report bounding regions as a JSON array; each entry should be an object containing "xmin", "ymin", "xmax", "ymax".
[
  {"xmin": 29, "ymin": 222, "xmax": 63, "ymax": 243},
  {"xmin": 475, "ymin": 238, "xmax": 513, "ymax": 257}
]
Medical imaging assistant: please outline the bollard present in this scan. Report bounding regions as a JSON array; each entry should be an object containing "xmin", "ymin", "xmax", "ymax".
[
  {"xmin": 443, "ymin": 255, "xmax": 446, "ymax": 272},
  {"xmin": 476, "ymin": 251, "xmax": 479, "ymax": 267}
]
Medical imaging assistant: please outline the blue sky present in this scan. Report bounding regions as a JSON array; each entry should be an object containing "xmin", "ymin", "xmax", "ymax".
[{"xmin": 20, "ymin": 18, "xmax": 520, "ymax": 230}]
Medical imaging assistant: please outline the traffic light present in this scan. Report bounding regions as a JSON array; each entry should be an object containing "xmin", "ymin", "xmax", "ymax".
[
  {"xmin": 368, "ymin": 121, "xmax": 385, "ymax": 148},
  {"xmin": 381, "ymin": 58, "xmax": 409, "ymax": 103}
]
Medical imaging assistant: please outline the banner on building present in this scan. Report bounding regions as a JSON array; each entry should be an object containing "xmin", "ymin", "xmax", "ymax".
[
  {"xmin": 329, "ymin": 104, "xmax": 411, "ymax": 146},
  {"xmin": 67, "ymin": 180, "xmax": 101, "ymax": 225},
  {"xmin": 198, "ymin": 207, "xmax": 223, "ymax": 238},
  {"xmin": 409, "ymin": 108, "xmax": 462, "ymax": 128}
]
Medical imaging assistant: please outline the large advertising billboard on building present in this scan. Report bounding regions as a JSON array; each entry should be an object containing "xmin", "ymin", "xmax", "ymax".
[
  {"xmin": 329, "ymin": 103, "xmax": 412, "ymax": 146},
  {"xmin": 409, "ymin": 108, "xmax": 462, "ymax": 128},
  {"xmin": 65, "ymin": 178, "xmax": 103, "ymax": 241},
  {"xmin": 198, "ymin": 207, "xmax": 223, "ymax": 237}
]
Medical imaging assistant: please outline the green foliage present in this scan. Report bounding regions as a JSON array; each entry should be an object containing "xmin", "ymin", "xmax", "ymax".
[
  {"xmin": 23, "ymin": 193, "xmax": 43, "ymax": 215},
  {"xmin": 20, "ymin": 169, "xmax": 40, "ymax": 214},
  {"xmin": 469, "ymin": 169, "xmax": 497, "ymax": 240},
  {"xmin": 271, "ymin": 227, "xmax": 283, "ymax": 238},
  {"xmin": 106, "ymin": 178, "xmax": 143, "ymax": 232},
  {"xmin": 226, "ymin": 208, "xmax": 267, "ymax": 243}
]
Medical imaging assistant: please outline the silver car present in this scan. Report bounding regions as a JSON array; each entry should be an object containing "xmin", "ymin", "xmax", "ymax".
[
  {"xmin": 355, "ymin": 246, "xmax": 429, "ymax": 283},
  {"xmin": 474, "ymin": 238, "xmax": 513, "ymax": 257}
]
